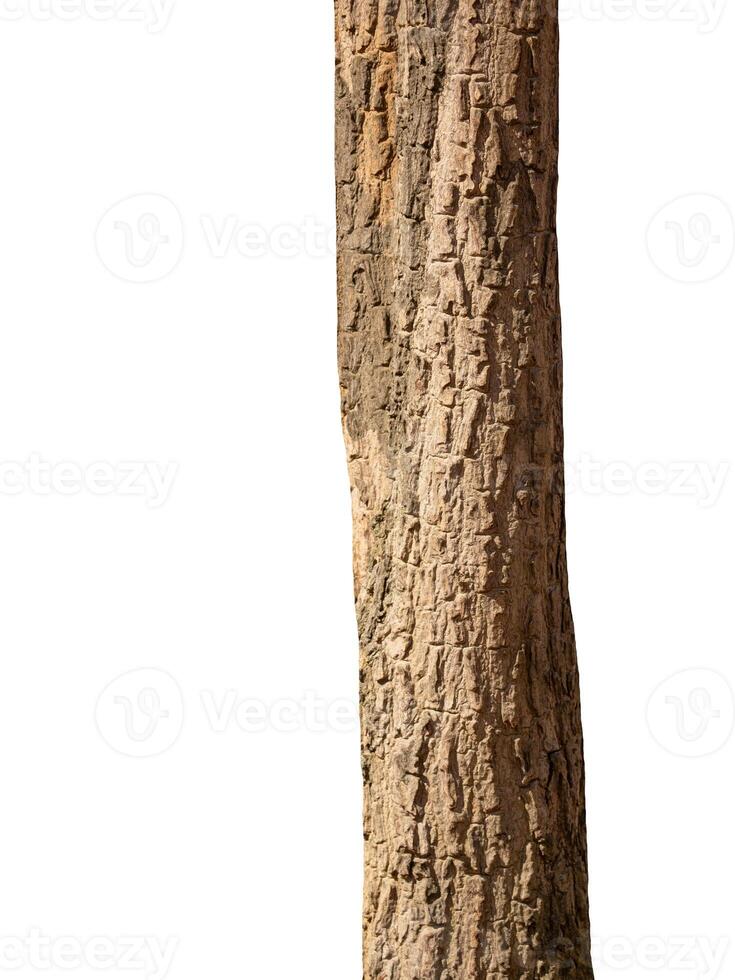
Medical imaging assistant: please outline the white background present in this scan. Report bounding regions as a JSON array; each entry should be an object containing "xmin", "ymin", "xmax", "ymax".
[{"xmin": 0, "ymin": 2, "xmax": 733, "ymax": 979}]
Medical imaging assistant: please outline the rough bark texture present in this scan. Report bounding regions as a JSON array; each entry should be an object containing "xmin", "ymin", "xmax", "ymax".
[{"xmin": 335, "ymin": 2, "xmax": 594, "ymax": 978}]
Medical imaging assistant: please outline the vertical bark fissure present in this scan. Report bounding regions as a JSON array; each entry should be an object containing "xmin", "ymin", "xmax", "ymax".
[{"xmin": 336, "ymin": 2, "xmax": 594, "ymax": 977}]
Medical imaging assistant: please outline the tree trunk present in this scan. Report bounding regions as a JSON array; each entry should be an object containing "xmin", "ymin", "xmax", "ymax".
[{"xmin": 335, "ymin": 2, "xmax": 594, "ymax": 978}]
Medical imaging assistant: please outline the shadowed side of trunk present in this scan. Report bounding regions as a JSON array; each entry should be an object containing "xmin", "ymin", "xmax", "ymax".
[{"xmin": 336, "ymin": 2, "xmax": 594, "ymax": 977}]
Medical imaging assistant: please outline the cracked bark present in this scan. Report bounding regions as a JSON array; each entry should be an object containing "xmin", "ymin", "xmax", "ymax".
[{"xmin": 335, "ymin": 2, "xmax": 594, "ymax": 977}]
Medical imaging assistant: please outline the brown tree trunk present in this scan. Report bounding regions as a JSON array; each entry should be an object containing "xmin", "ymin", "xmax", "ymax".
[{"xmin": 335, "ymin": 2, "xmax": 594, "ymax": 977}]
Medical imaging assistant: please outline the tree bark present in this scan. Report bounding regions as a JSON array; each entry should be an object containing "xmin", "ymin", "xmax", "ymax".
[{"xmin": 335, "ymin": 2, "xmax": 594, "ymax": 978}]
